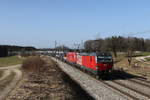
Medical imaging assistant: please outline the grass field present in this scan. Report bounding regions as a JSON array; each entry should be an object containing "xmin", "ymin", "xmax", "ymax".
[
  {"xmin": 133, "ymin": 52, "xmax": 150, "ymax": 57},
  {"xmin": 145, "ymin": 57, "xmax": 150, "ymax": 61},
  {"xmin": 0, "ymin": 71, "xmax": 3, "ymax": 78},
  {"xmin": 115, "ymin": 52, "xmax": 150, "ymax": 59},
  {"xmin": 0, "ymin": 56, "xmax": 22, "ymax": 67}
]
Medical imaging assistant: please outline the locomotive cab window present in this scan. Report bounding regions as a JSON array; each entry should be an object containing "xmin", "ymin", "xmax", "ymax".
[{"xmin": 97, "ymin": 56, "xmax": 112, "ymax": 63}]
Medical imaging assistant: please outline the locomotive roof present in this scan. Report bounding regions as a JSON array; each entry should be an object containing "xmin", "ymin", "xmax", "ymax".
[{"xmin": 78, "ymin": 52, "xmax": 112, "ymax": 56}]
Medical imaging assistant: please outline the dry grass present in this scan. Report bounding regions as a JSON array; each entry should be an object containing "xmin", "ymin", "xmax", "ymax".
[{"xmin": 22, "ymin": 56, "xmax": 45, "ymax": 72}]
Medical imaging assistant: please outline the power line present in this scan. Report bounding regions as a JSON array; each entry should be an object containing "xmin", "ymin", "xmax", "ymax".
[{"xmin": 122, "ymin": 30, "xmax": 150, "ymax": 37}]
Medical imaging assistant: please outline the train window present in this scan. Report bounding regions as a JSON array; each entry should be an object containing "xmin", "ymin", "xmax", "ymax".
[{"xmin": 97, "ymin": 56, "xmax": 112, "ymax": 63}]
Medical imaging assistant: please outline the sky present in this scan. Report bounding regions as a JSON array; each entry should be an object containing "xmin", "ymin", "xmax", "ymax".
[{"xmin": 0, "ymin": 0, "xmax": 150, "ymax": 48}]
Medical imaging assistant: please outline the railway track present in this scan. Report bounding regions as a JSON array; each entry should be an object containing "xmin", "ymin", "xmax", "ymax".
[
  {"xmin": 132, "ymin": 78, "xmax": 150, "ymax": 87},
  {"xmin": 108, "ymin": 73, "xmax": 150, "ymax": 100},
  {"xmin": 117, "ymin": 70, "xmax": 150, "ymax": 83},
  {"xmin": 117, "ymin": 75, "xmax": 150, "ymax": 89},
  {"xmin": 113, "ymin": 72, "xmax": 150, "ymax": 90},
  {"xmin": 53, "ymin": 57, "xmax": 150, "ymax": 100},
  {"xmin": 100, "ymin": 80, "xmax": 139, "ymax": 100},
  {"xmin": 133, "ymin": 77, "xmax": 150, "ymax": 84},
  {"xmin": 128, "ymin": 78, "xmax": 150, "ymax": 88},
  {"xmin": 110, "ymin": 80, "xmax": 150, "ymax": 99},
  {"xmin": 100, "ymin": 73, "xmax": 150, "ymax": 100}
]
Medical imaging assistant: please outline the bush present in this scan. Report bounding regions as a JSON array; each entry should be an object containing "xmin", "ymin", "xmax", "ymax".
[{"xmin": 22, "ymin": 56, "xmax": 45, "ymax": 72}]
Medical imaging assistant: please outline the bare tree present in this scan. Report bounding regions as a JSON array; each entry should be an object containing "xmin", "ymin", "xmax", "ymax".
[{"xmin": 127, "ymin": 37, "xmax": 135, "ymax": 66}]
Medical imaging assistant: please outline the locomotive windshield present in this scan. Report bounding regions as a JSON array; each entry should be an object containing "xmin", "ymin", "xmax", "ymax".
[{"xmin": 97, "ymin": 55, "xmax": 113, "ymax": 63}]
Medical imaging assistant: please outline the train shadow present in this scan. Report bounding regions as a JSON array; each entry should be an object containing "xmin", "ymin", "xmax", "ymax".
[{"xmin": 103, "ymin": 69, "xmax": 147, "ymax": 81}]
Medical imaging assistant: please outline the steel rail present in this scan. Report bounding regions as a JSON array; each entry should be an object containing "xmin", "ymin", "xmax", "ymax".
[{"xmin": 112, "ymin": 80, "xmax": 150, "ymax": 99}]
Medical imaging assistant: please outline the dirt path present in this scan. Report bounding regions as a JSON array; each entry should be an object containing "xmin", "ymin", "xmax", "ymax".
[
  {"xmin": 0, "ymin": 64, "xmax": 21, "ymax": 70},
  {"xmin": 0, "ymin": 65, "xmax": 22, "ymax": 100},
  {"xmin": 0, "ymin": 70, "xmax": 11, "ymax": 81}
]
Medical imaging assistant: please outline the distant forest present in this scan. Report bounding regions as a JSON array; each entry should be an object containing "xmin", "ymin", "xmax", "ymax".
[
  {"xmin": 0, "ymin": 45, "xmax": 36, "ymax": 57},
  {"xmin": 52, "ymin": 36, "xmax": 150, "ymax": 54},
  {"xmin": 84, "ymin": 36, "xmax": 150, "ymax": 55}
]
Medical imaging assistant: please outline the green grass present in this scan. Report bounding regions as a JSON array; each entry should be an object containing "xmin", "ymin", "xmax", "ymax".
[
  {"xmin": 0, "ymin": 71, "xmax": 3, "ymax": 78},
  {"xmin": 115, "ymin": 52, "xmax": 150, "ymax": 63},
  {"xmin": 0, "ymin": 56, "xmax": 22, "ymax": 67},
  {"xmin": 133, "ymin": 52, "xmax": 150, "ymax": 57},
  {"xmin": 145, "ymin": 57, "xmax": 150, "ymax": 61}
]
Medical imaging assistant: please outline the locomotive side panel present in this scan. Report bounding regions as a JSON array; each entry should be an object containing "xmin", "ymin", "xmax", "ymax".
[
  {"xmin": 66, "ymin": 52, "xmax": 77, "ymax": 63},
  {"xmin": 81, "ymin": 55, "xmax": 97, "ymax": 72},
  {"xmin": 91, "ymin": 56, "xmax": 97, "ymax": 70}
]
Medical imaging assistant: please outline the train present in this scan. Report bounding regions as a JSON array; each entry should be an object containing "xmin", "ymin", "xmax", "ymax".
[{"xmin": 59, "ymin": 52, "xmax": 114, "ymax": 79}]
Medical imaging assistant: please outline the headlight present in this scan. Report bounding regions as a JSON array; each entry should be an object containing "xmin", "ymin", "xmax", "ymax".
[{"xmin": 96, "ymin": 66, "xmax": 98, "ymax": 70}]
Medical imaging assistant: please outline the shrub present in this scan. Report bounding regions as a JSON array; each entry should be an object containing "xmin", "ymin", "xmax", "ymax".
[{"xmin": 22, "ymin": 56, "xmax": 45, "ymax": 72}]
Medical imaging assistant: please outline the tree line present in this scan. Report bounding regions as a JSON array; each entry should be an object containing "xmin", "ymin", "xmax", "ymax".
[
  {"xmin": 0, "ymin": 45, "xmax": 36, "ymax": 57},
  {"xmin": 84, "ymin": 36, "xmax": 150, "ymax": 57},
  {"xmin": 0, "ymin": 45, "xmax": 36, "ymax": 51}
]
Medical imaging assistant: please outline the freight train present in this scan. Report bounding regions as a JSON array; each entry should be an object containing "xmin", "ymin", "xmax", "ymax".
[{"xmin": 60, "ymin": 52, "xmax": 113, "ymax": 79}]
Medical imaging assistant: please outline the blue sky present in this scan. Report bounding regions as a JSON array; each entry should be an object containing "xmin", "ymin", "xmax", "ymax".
[{"xmin": 0, "ymin": 0, "xmax": 150, "ymax": 48}]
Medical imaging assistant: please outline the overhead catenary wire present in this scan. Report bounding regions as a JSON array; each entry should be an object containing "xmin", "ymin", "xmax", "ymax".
[{"xmin": 122, "ymin": 30, "xmax": 150, "ymax": 37}]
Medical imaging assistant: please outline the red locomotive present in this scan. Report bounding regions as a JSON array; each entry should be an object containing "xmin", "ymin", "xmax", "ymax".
[{"xmin": 65, "ymin": 52, "xmax": 113, "ymax": 78}]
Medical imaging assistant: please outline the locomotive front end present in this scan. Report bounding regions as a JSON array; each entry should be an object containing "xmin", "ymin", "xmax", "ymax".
[{"xmin": 96, "ymin": 53, "xmax": 113, "ymax": 75}]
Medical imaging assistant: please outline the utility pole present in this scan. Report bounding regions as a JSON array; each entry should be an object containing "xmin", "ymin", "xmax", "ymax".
[
  {"xmin": 74, "ymin": 42, "xmax": 80, "ymax": 52},
  {"xmin": 80, "ymin": 40, "xmax": 84, "ymax": 52},
  {"xmin": 54, "ymin": 41, "xmax": 57, "ymax": 56}
]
